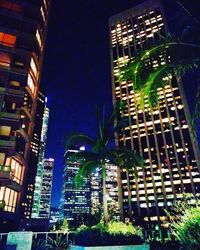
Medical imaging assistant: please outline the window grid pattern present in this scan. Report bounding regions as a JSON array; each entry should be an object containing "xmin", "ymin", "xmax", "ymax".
[{"xmin": 109, "ymin": 3, "xmax": 200, "ymax": 225}]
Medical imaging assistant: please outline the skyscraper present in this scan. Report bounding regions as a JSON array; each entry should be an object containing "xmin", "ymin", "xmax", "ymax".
[
  {"xmin": 39, "ymin": 158, "xmax": 54, "ymax": 218},
  {"xmin": 0, "ymin": 0, "xmax": 51, "ymax": 230},
  {"xmin": 22, "ymin": 91, "xmax": 46, "ymax": 219},
  {"xmin": 91, "ymin": 164, "xmax": 120, "ymax": 220},
  {"xmin": 109, "ymin": 0, "xmax": 200, "ymax": 230},
  {"xmin": 62, "ymin": 148, "xmax": 91, "ymax": 224},
  {"xmin": 32, "ymin": 98, "xmax": 49, "ymax": 218}
]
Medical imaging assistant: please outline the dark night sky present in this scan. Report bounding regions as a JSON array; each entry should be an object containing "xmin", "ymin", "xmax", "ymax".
[{"xmin": 40, "ymin": 0, "xmax": 200, "ymax": 207}]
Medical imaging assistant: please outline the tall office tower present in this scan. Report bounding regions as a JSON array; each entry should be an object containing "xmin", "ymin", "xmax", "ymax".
[
  {"xmin": 0, "ymin": 0, "xmax": 51, "ymax": 230},
  {"xmin": 91, "ymin": 164, "xmax": 120, "ymax": 220},
  {"xmin": 22, "ymin": 91, "xmax": 46, "ymax": 219},
  {"xmin": 109, "ymin": 0, "xmax": 200, "ymax": 230},
  {"xmin": 38, "ymin": 158, "xmax": 54, "ymax": 218},
  {"xmin": 62, "ymin": 148, "xmax": 91, "ymax": 224},
  {"xmin": 32, "ymin": 99, "xmax": 49, "ymax": 218}
]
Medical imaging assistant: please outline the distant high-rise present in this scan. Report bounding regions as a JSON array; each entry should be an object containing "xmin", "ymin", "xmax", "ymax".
[
  {"xmin": 91, "ymin": 164, "xmax": 120, "ymax": 220},
  {"xmin": 62, "ymin": 148, "xmax": 91, "ymax": 223},
  {"xmin": 32, "ymin": 99, "xmax": 49, "ymax": 218},
  {"xmin": 39, "ymin": 158, "xmax": 54, "ymax": 218},
  {"xmin": 22, "ymin": 91, "xmax": 46, "ymax": 219},
  {"xmin": 61, "ymin": 147, "xmax": 120, "ymax": 223},
  {"xmin": 109, "ymin": 0, "xmax": 200, "ymax": 229},
  {"xmin": 0, "ymin": 0, "xmax": 51, "ymax": 230}
]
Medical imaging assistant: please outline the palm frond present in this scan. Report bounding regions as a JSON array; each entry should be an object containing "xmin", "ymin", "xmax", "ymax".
[
  {"xmin": 69, "ymin": 151, "xmax": 98, "ymax": 162},
  {"xmin": 66, "ymin": 133, "xmax": 94, "ymax": 148},
  {"xmin": 74, "ymin": 161, "xmax": 97, "ymax": 188},
  {"xmin": 110, "ymin": 148, "xmax": 144, "ymax": 170}
]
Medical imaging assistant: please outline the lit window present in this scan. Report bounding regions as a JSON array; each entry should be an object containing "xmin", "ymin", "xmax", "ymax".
[
  {"xmin": 5, "ymin": 157, "xmax": 24, "ymax": 184},
  {"xmin": 27, "ymin": 73, "xmax": 36, "ymax": 97},
  {"xmin": 0, "ymin": 32, "xmax": 16, "ymax": 47},
  {"xmin": 0, "ymin": 126, "xmax": 11, "ymax": 136},
  {"xmin": 0, "ymin": 1, "xmax": 21, "ymax": 13},
  {"xmin": 0, "ymin": 153, "xmax": 5, "ymax": 165},
  {"xmin": 30, "ymin": 57, "xmax": 39, "ymax": 80},
  {"xmin": 43, "ymin": 0, "xmax": 48, "ymax": 10},
  {"xmin": 0, "ymin": 186, "xmax": 18, "ymax": 213},
  {"xmin": 40, "ymin": 6, "xmax": 46, "ymax": 22},
  {"xmin": 0, "ymin": 52, "xmax": 11, "ymax": 67},
  {"xmin": 10, "ymin": 81, "xmax": 20, "ymax": 87},
  {"xmin": 36, "ymin": 29, "xmax": 42, "ymax": 49}
]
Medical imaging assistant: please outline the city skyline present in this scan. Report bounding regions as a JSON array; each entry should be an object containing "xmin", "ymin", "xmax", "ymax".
[
  {"xmin": 0, "ymin": 0, "xmax": 199, "ymax": 243},
  {"xmin": 42, "ymin": 0, "xmax": 200, "ymax": 207}
]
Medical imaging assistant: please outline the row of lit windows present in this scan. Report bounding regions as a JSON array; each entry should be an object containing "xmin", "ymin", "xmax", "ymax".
[{"xmin": 0, "ymin": 186, "xmax": 18, "ymax": 213}]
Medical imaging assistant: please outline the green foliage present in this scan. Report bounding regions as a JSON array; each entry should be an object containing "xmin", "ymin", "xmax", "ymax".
[
  {"xmin": 172, "ymin": 207, "xmax": 200, "ymax": 250},
  {"xmin": 46, "ymin": 235, "xmax": 68, "ymax": 250},
  {"xmin": 32, "ymin": 238, "xmax": 47, "ymax": 250},
  {"xmin": 107, "ymin": 221, "xmax": 143, "ymax": 237},
  {"xmin": 119, "ymin": 35, "xmax": 200, "ymax": 108},
  {"xmin": 75, "ymin": 221, "xmax": 144, "ymax": 246},
  {"xmin": 66, "ymin": 105, "xmax": 143, "ymax": 223},
  {"xmin": 59, "ymin": 219, "xmax": 69, "ymax": 233},
  {"xmin": 168, "ymin": 194, "xmax": 200, "ymax": 250},
  {"xmin": 0, "ymin": 200, "xmax": 5, "ymax": 210}
]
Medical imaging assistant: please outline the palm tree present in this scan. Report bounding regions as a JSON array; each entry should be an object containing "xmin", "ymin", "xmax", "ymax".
[
  {"xmin": 119, "ymin": 35, "xmax": 200, "ymax": 109},
  {"xmin": 66, "ymin": 105, "xmax": 143, "ymax": 224}
]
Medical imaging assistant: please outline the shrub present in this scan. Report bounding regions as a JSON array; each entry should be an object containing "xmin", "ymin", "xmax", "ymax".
[
  {"xmin": 107, "ymin": 221, "xmax": 142, "ymax": 237},
  {"xmin": 171, "ymin": 207, "xmax": 200, "ymax": 250},
  {"xmin": 74, "ymin": 221, "xmax": 144, "ymax": 246}
]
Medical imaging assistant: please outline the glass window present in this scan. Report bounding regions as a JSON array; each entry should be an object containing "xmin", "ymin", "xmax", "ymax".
[
  {"xmin": 36, "ymin": 29, "xmax": 42, "ymax": 49},
  {"xmin": 40, "ymin": 6, "xmax": 46, "ymax": 22},
  {"xmin": 0, "ymin": 32, "xmax": 16, "ymax": 47},
  {"xmin": 0, "ymin": 126, "xmax": 11, "ymax": 136},
  {"xmin": 0, "ymin": 186, "xmax": 18, "ymax": 213},
  {"xmin": 10, "ymin": 81, "xmax": 20, "ymax": 88},
  {"xmin": 30, "ymin": 57, "xmax": 39, "ymax": 80},
  {"xmin": 0, "ymin": 153, "xmax": 5, "ymax": 165},
  {"xmin": 0, "ymin": 52, "xmax": 11, "ymax": 67},
  {"xmin": 27, "ymin": 73, "xmax": 36, "ymax": 97},
  {"xmin": 5, "ymin": 157, "xmax": 24, "ymax": 184},
  {"xmin": 0, "ymin": 1, "xmax": 22, "ymax": 13}
]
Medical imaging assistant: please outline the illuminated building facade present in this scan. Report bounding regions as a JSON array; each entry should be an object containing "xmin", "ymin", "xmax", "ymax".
[
  {"xmin": 91, "ymin": 164, "xmax": 120, "ymax": 220},
  {"xmin": 0, "ymin": 0, "xmax": 51, "ymax": 230},
  {"xmin": 109, "ymin": 0, "xmax": 200, "ymax": 229},
  {"xmin": 62, "ymin": 148, "xmax": 91, "ymax": 223},
  {"xmin": 39, "ymin": 158, "xmax": 54, "ymax": 218},
  {"xmin": 22, "ymin": 91, "xmax": 46, "ymax": 219},
  {"xmin": 32, "ymin": 99, "xmax": 49, "ymax": 218}
]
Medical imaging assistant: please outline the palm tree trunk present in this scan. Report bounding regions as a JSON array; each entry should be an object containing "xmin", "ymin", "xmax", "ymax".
[
  {"xmin": 126, "ymin": 169, "xmax": 133, "ymax": 221},
  {"xmin": 102, "ymin": 164, "xmax": 109, "ymax": 224},
  {"xmin": 116, "ymin": 166, "xmax": 124, "ymax": 221}
]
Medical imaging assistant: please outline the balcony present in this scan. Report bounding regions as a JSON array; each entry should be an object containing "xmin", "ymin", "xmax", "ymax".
[
  {"xmin": 0, "ymin": 165, "xmax": 21, "ymax": 191},
  {"xmin": 0, "ymin": 165, "xmax": 11, "ymax": 182},
  {"xmin": 0, "ymin": 138, "xmax": 16, "ymax": 148},
  {"xmin": 0, "ymin": 110, "xmax": 21, "ymax": 121}
]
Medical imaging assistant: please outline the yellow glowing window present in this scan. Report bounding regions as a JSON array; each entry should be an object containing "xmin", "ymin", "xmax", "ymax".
[
  {"xmin": 0, "ymin": 52, "xmax": 11, "ymax": 67},
  {"xmin": 5, "ymin": 157, "xmax": 24, "ymax": 184},
  {"xmin": 0, "ymin": 32, "xmax": 16, "ymax": 47},
  {"xmin": 10, "ymin": 80, "xmax": 20, "ymax": 87},
  {"xmin": 0, "ymin": 126, "xmax": 11, "ymax": 136},
  {"xmin": 27, "ymin": 73, "xmax": 36, "ymax": 97},
  {"xmin": 30, "ymin": 57, "xmax": 39, "ymax": 80},
  {"xmin": 0, "ymin": 186, "xmax": 18, "ymax": 213},
  {"xmin": 40, "ymin": 6, "xmax": 46, "ymax": 22},
  {"xmin": 36, "ymin": 29, "xmax": 42, "ymax": 49},
  {"xmin": 43, "ymin": 0, "xmax": 48, "ymax": 10},
  {"xmin": 0, "ymin": 153, "xmax": 5, "ymax": 165}
]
